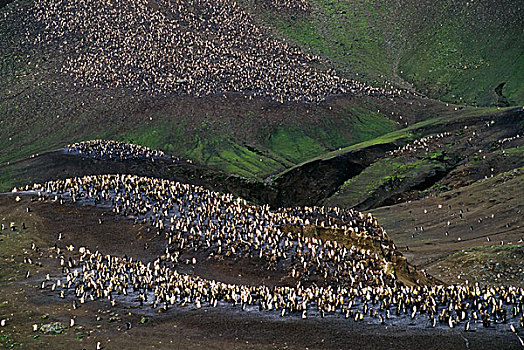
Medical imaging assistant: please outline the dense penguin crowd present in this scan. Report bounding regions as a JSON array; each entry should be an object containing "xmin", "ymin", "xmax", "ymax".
[
  {"xmin": 14, "ymin": 168, "xmax": 524, "ymax": 332},
  {"xmin": 67, "ymin": 140, "xmax": 168, "ymax": 162},
  {"xmin": 23, "ymin": 0, "xmax": 405, "ymax": 103},
  {"xmin": 24, "ymin": 174, "xmax": 396, "ymax": 286}
]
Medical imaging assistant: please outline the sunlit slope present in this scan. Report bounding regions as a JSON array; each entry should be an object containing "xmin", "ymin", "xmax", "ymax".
[
  {"xmin": 0, "ymin": 0, "xmax": 445, "ymax": 179},
  {"xmin": 245, "ymin": 0, "xmax": 523, "ymax": 106},
  {"xmin": 2, "ymin": 0, "xmax": 519, "ymax": 182}
]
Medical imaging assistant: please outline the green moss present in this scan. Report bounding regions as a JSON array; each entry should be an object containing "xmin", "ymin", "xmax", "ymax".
[
  {"xmin": 328, "ymin": 157, "xmax": 445, "ymax": 207},
  {"xmin": 396, "ymin": 1, "xmax": 523, "ymax": 106},
  {"xmin": 256, "ymin": 0, "xmax": 394, "ymax": 85},
  {"xmin": 501, "ymin": 147, "xmax": 524, "ymax": 155},
  {"xmin": 208, "ymin": 142, "xmax": 283, "ymax": 178},
  {"xmin": 243, "ymin": 0, "xmax": 523, "ymax": 106},
  {"xmin": 345, "ymin": 106, "xmax": 400, "ymax": 142},
  {"xmin": 116, "ymin": 105, "xmax": 399, "ymax": 179},
  {"xmin": 266, "ymin": 126, "xmax": 327, "ymax": 163}
]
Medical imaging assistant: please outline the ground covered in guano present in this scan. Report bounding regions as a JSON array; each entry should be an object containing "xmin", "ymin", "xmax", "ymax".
[
  {"xmin": 1, "ymin": 0, "xmax": 523, "ymax": 348},
  {"xmin": 0, "ymin": 138, "xmax": 522, "ymax": 349},
  {"xmin": 0, "ymin": 186, "xmax": 520, "ymax": 350}
]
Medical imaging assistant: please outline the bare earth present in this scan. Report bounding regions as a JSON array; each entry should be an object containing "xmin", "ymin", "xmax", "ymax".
[
  {"xmin": 373, "ymin": 168, "xmax": 524, "ymax": 287},
  {"xmin": 0, "ymin": 193, "xmax": 523, "ymax": 349}
]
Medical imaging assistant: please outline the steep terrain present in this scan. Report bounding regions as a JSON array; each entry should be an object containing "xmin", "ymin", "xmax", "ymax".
[
  {"xmin": 5, "ymin": 0, "xmax": 519, "ymax": 181},
  {"xmin": 270, "ymin": 107, "xmax": 523, "ymax": 208},
  {"xmin": 2, "ymin": 107, "xmax": 523, "ymax": 208},
  {"xmin": 1, "ymin": 0, "xmax": 522, "ymax": 182},
  {"xmin": 0, "ymin": 0, "xmax": 420, "ymax": 179},
  {"xmin": 244, "ymin": 0, "xmax": 524, "ymax": 106}
]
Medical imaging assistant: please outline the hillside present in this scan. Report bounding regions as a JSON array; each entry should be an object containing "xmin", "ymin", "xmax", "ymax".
[
  {"xmin": 1, "ymin": 0, "xmax": 521, "ymax": 183},
  {"xmin": 269, "ymin": 107, "xmax": 523, "ymax": 207},
  {"xmin": 2, "ymin": 0, "xmax": 510, "ymax": 180},
  {"xmin": 372, "ymin": 166, "xmax": 524, "ymax": 287},
  {"xmin": 1, "ymin": 0, "xmax": 524, "ymax": 348},
  {"xmin": 243, "ymin": 0, "xmax": 524, "ymax": 106}
]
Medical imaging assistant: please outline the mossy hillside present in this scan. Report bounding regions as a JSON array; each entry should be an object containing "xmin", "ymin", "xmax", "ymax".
[
  {"xmin": 185, "ymin": 135, "xmax": 286, "ymax": 178},
  {"xmin": 0, "ymin": 7, "xmax": 408, "ymax": 182},
  {"xmin": 242, "ymin": 0, "xmax": 523, "ymax": 106},
  {"xmin": 273, "ymin": 114, "xmax": 435, "ymax": 179},
  {"xmin": 343, "ymin": 106, "xmax": 399, "ymax": 144},
  {"xmin": 398, "ymin": 2, "xmax": 524, "ymax": 107},
  {"xmin": 275, "ymin": 105, "xmax": 518, "ymax": 180},
  {"xmin": 0, "ymin": 110, "xmax": 389, "ymax": 182},
  {"xmin": 0, "ymin": 69, "xmax": 408, "ymax": 183},
  {"xmin": 265, "ymin": 107, "xmax": 398, "ymax": 164},
  {"xmin": 326, "ymin": 156, "xmax": 448, "ymax": 208},
  {"xmin": 119, "ymin": 106, "xmax": 399, "ymax": 178},
  {"xmin": 248, "ymin": 0, "xmax": 395, "ymax": 86}
]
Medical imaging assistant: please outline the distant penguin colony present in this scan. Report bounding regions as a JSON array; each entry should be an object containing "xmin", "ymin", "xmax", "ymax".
[
  {"xmin": 18, "ymin": 0, "xmax": 406, "ymax": 103},
  {"xmin": 266, "ymin": 0, "xmax": 311, "ymax": 12},
  {"xmin": 67, "ymin": 140, "xmax": 173, "ymax": 162},
  {"xmin": 13, "ymin": 141, "xmax": 524, "ymax": 332},
  {"xmin": 386, "ymin": 132, "xmax": 451, "ymax": 157}
]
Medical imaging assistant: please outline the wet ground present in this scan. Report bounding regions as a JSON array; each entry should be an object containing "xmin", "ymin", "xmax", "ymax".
[{"xmin": 1, "ymin": 193, "xmax": 524, "ymax": 349}]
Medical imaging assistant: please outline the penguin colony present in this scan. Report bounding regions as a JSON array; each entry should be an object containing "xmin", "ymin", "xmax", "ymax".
[
  {"xmin": 386, "ymin": 133, "xmax": 452, "ymax": 157},
  {"xmin": 19, "ymin": 0, "xmax": 406, "ymax": 103},
  {"xmin": 67, "ymin": 140, "xmax": 169, "ymax": 162},
  {"xmin": 262, "ymin": 0, "xmax": 311, "ymax": 12},
  {"xmin": 14, "ymin": 141, "xmax": 524, "ymax": 332}
]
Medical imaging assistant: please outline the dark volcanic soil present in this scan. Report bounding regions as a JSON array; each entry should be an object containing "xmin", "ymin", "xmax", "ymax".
[
  {"xmin": 1, "ymin": 193, "xmax": 523, "ymax": 349},
  {"xmin": 1, "ymin": 149, "xmax": 279, "ymax": 206},
  {"xmin": 373, "ymin": 167, "xmax": 524, "ymax": 287}
]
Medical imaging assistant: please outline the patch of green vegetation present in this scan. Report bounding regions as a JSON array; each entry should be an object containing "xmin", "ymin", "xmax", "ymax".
[
  {"xmin": 424, "ymin": 150, "xmax": 452, "ymax": 162},
  {"xmin": 266, "ymin": 126, "xmax": 328, "ymax": 163},
  {"xmin": 0, "ymin": 334, "xmax": 20, "ymax": 349},
  {"xmin": 327, "ymin": 157, "xmax": 446, "ymax": 208},
  {"xmin": 276, "ymin": 119, "xmax": 417, "ymax": 177},
  {"xmin": 117, "ymin": 106, "xmax": 399, "ymax": 179},
  {"xmin": 501, "ymin": 147, "xmax": 524, "ymax": 155},
  {"xmin": 345, "ymin": 106, "xmax": 400, "ymax": 143},
  {"xmin": 396, "ymin": 1, "xmax": 523, "ymax": 106},
  {"xmin": 120, "ymin": 120, "xmax": 186, "ymax": 154},
  {"xmin": 275, "ymin": 105, "xmax": 508, "ymax": 179},
  {"xmin": 182, "ymin": 134, "xmax": 288, "ymax": 178},
  {"xmin": 320, "ymin": 111, "xmax": 457, "ymax": 160},
  {"xmin": 253, "ymin": 0, "xmax": 394, "ymax": 85},
  {"xmin": 206, "ymin": 139, "xmax": 285, "ymax": 178},
  {"xmin": 243, "ymin": 0, "xmax": 523, "ymax": 106},
  {"xmin": 122, "ymin": 121, "xmax": 292, "ymax": 178}
]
